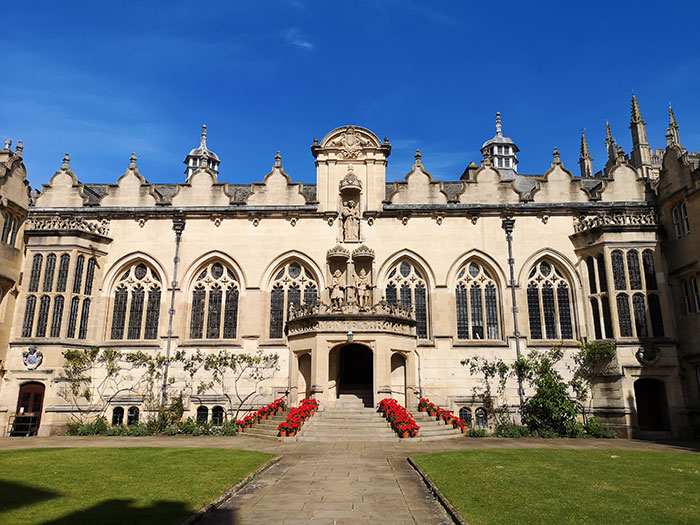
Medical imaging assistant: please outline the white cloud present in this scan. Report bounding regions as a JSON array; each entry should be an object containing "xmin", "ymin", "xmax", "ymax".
[{"xmin": 283, "ymin": 28, "xmax": 313, "ymax": 50}]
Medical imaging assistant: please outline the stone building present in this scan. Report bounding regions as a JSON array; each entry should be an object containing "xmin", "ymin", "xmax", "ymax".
[{"xmin": 1, "ymin": 97, "xmax": 697, "ymax": 438}]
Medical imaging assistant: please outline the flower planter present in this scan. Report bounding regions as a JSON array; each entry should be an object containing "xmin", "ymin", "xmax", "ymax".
[
  {"xmin": 245, "ymin": 423, "xmax": 252, "ymax": 429},
  {"xmin": 401, "ymin": 431, "xmax": 410, "ymax": 438},
  {"xmin": 419, "ymin": 406, "xmax": 427, "ymax": 412},
  {"xmin": 288, "ymin": 430, "xmax": 296, "ymax": 437},
  {"xmin": 279, "ymin": 430, "xmax": 287, "ymax": 437},
  {"xmin": 411, "ymin": 430, "xmax": 419, "ymax": 438},
  {"xmin": 461, "ymin": 426, "xmax": 467, "ymax": 434},
  {"xmin": 428, "ymin": 410, "xmax": 436, "ymax": 417},
  {"xmin": 261, "ymin": 414, "xmax": 268, "ymax": 420}
]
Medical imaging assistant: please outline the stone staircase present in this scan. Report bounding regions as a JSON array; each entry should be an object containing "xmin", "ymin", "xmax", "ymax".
[
  {"xmin": 412, "ymin": 411, "xmax": 465, "ymax": 441},
  {"xmin": 239, "ymin": 410, "xmax": 290, "ymax": 440}
]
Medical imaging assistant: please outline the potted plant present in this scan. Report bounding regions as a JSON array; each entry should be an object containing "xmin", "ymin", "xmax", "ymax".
[{"xmin": 418, "ymin": 398, "xmax": 430, "ymax": 412}]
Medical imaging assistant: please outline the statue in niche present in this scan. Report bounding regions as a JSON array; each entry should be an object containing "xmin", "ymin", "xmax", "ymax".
[
  {"xmin": 354, "ymin": 268, "xmax": 372, "ymax": 310},
  {"xmin": 329, "ymin": 269, "xmax": 345, "ymax": 310},
  {"xmin": 341, "ymin": 199, "xmax": 360, "ymax": 241}
]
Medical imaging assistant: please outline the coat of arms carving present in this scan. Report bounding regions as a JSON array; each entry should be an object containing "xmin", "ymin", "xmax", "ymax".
[
  {"xmin": 22, "ymin": 347, "xmax": 43, "ymax": 370},
  {"xmin": 329, "ymin": 126, "xmax": 371, "ymax": 158}
]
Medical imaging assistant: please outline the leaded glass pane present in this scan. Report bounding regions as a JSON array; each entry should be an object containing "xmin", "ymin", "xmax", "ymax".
[
  {"xmin": 111, "ymin": 287, "xmax": 128, "ymax": 339},
  {"xmin": 616, "ymin": 294, "xmax": 632, "ymax": 337},
  {"xmin": 485, "ymin": 284, "xmax": 499, "ymax": 339},
  {"xmin": 601, "ymin": 296, "xmax": 613, "ymax": 339},
  {"xmin": 84, "ymin": 258, "xmax": 96, "ymax": 295},
  {"xmin": 586, "ymin": 257, "xmax": 597, "ymax": 294},
  {"xmin": 288, "ymin": 262, "xmax": 301, "ymax": 279},
  {"xmin": 67, "ymin": 296, "xmax": 80, "ymax": 338},
  {"xmin": 22, "ymin": 295, "xmax": 36, "ymax": 337},
  {"xmin": 456, "ymin": 285, "xmax": 469, "ymax": 339},
  {"xmin": 127, "ymin": 407, "xmax": 139, "ymax": 425},
  {"xmin": 223, "ymin": 287, "xmax": 238, "ymax": 339},
  {"xmin": 648, "ymin": 294, "xmax": 664, "ymax": 337},
  {"xmin": 269, "ymin": 285, "xmax": 284, "ymax": 338},
  {"xmin": 196, "ymin": 406, "xmax": 208, "ymax": 425},
  {"xmin": 597, "ymin": 254, "xmax": 608, "ymax": 292},
  {"xmin": 211, "ymin": 262, "xmax": 224, "ymax": 279},
  {"xmin": 35, "ymin": 296, "xmax": 51, "ymax": 337},
  {"xmin": 627, "ymin": 250, "xmax": 642, "ymax": 290},
  {"xmin": 590, "ymin": 298, "xmax": 602, "ymax": 340},
  {"xmin": 72, "ymin": 255, "xmax": 85, "ymax": 294},
  {"xmin": 527, "ymin": 285, "xmax": 542, "ymax": 340},
  {"xmin": 196, "ymin": 269, "xmax": 207, "ymax": 281},
  {"xmin": 57, "ymin": 254, "xmax": 70, "ymax": 292},
  {"xmin": 10, "ymin": 217, "xmax": 18, "ymax": 246},
  {"xmin": 190, "ymin": 287, "xmax": 205, "ymax": 339},
  {"xmin": 469, "ymin": 262, "xmax": 479, "ymax": 278},
  {"xmin": 112, "ymin": 407, "xmax": 124, "ymax": 426},
  {"xmin": 400, "ymin": 262, "xmax": 411, "ymax": 277},
  {"xmin": 386, "ymin": 283, "xmax": 397, "ymax": 305},
  {"xmin": 470, "ymin": 285, "xmax": 483, "ymax": 339},
  {"xmin": 43, "ymin": 254, "xmax": 56, "ymax": 292},
  {"xmin": 415, "ymin": 284, "xmax": 427, "ymax": 339},
  {"xmin": 540, "ymin": 262, "xmax": 551, "ymax": 276},
  {"xmin": 50, "ymin": 295, "xmax": 64, "ymax": 338},
  {"xmin": 212, "ymin": 406, "xmax": 225, "ymax": 426},
  {"xmin": 144, "ymin": 287, "xmax": 161, "ymax": 340},
  {"xmin": 642, "ymin": 250, "xmax": 657, "ymax": 290},
  {"xmin": 304, "ymin": 284, "xmax": 317, "ymax": 305},
  {"xmin": 557, "ymin": 284, "xmax": 573, "ymax": 339},
  {"xmin": 28, "ymin": 254, "xmax": 42, "ymax": 292},
  {"xmin": 459, "ymin": 407, "xmax": 472, "ymax": 426},
  {"xmin": 134, "ymin": 263, "xmax": 147, "ymax": 280},
  {"xmin": 287, "ymin": 284, "xmax": 301, "ymax": 314},
  {"xmin": 612, "ymin": 251, "xmax": 626, "ymax": 290},
  {"xmin": 1, "ymin": 214, "xmax": 10, "ymax": 243},
  {"xmin": 400, "ymin": 283, "xmax": 411, "ymax": 309},
  {"xmin": 632, "ymin": 293, "xmax": 648, "ymax": 338},
  {"xmin": 127, "ymin": 286, "xmax": 145, "ymax": 340},
  {"xmin": 78, "ymin": 299, "xmax": 90, "ymax": 339},
  {"xmin": 206, "ymin": 286, "xmax": 222, "ymax": 339},
  {"xmin": 542, "ymin": 284, "xmax": 557, "ymax": 339}
]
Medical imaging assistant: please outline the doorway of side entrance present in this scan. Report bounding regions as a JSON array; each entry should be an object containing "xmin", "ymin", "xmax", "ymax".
[
  {"xmin": 331, "ymin": 344, "xmax": 373, "ymax": 407},
  {"xmin": 11, "ymin": 382, "xmax": 45, "ymax": 436}
]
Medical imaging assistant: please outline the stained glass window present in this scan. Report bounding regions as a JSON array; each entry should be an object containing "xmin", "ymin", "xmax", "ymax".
[
  {"xmin": 542, "ymin": 284, "xmax": 557, "ymax": 339},
  {"xmin": 72, "ymin": 255, "xmax": 84, "ymax": 294},
  {"xmin": 22, "ymin": 295, "xmax": 36, "ymax": 337},
  {"xmin": 616, "ymin": 294, "xmax": 632, "ymax": 337},
  {"xmin": 190, "ymin": 287, "xmax": 205, "ymax": 339},
  {"xmin": 67, "ymin": 296, "xmax": 80, "ymax": 338},
  {"xmin": 50, "ymin": 296, "xmax": 64, "ymax": 338},
  {"xmin": 455, "ymin": 261, "xmax": 500, "ymax": 340},
  {"xmin": 29, "ymin": 254, "xmax": 42, "ymax": 293},
  {"xmin": 57, "ymin": 254, "xmax": 70, "ymax": 292},
  {"xmin": 601, "ymin": 296, "xmax": 613, "ymax": 339},
  {"xmin": 206, "ymin": 285, "xmax": 222, "ymax": 339},
  {"xmin": 268, "ymin": 261, "xmax": 318, "ymax": 339},
  {"xmin": 590, "ymin": 298, "xmax": 602, "ymax": 340},
  {"xmin": 111, "ymin": 287, "xmax": 128, "ymax": 339},
  {"xmin": 527, "ymin": 284, "xmax": 542, "ymax": 340},
  {"xmin": 612, "ymin": 250, "xmax": 626, "ymax": 290},
  {"xmin": 43, "ymin": 254, "xmax": 56, "ymax": 292},
  {"xmin": 456, "ymin": 285, "xmax": 469, "ymax": 339},
  {"xmin": 527, "ymin": 260, "xmax": 574, "ymax": 340},
  {"xmin": 586, "ymin": 257, "xmax": 597, "ymax": 294},
  {"xmin": 470, "ymin": 285, "xmax": 483, "ymax": 339},
  {"xmin": 627, "ymin": 250, "xmax": 642, "ymax": 290},
  {"xmin": 385, "ymin": 260, "xmax": 430, "ymax": 338},
  {"xmin": 632, "ymin": 294, "xmax": 647, "ymax": 338},
  {"xmin": 144, "ymin": 288, "xmax": 160, "ymax": 339},
  {"xmin": 597, "ymin": 254, "xmax": 608, "ymax": 292},
  {"xmin": 78, "ymin": 298, "xmax": 90, "ymax": 339},
  {"xmin": 84, "ymin": 258, "xmax": 96, "ymax": 295},
  {"xmin": 648, "ymin": 294, "xmax": 664, "ymax": 337},
  {"xmin": 34, "ymin": 295, "xmax": 50, "ymax": 337},
  {"xmin": 223, "ymin": 287, "xmax": 239, "ymax": 339},
  {"xmin": 557, "ymin": 284, "xmax": 573, "ymax": 339},
  {"xmin": 127, "ymin": 285, "xmax": 144, "ymax": 340},
  {"xmin": 642, "ymin": 250, "xmax": 657, "ymax": 290},
  {"xmin": 189, "ymin": 262, "xmax": 239, "ymax": 340}
]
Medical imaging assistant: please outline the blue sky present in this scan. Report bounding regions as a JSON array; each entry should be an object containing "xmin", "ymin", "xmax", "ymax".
[{"xmin": 1, "ymin": 1, "xmax": 699, "ymax": 188}]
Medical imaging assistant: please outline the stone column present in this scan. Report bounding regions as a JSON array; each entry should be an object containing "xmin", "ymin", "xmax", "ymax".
[
  {"xmin": 374, "ymin": 341, "xmax": 390, "ymax": 407},
  {"xmin": 310, "ymin": 341, "xmax": 329, "ymax": 408}
]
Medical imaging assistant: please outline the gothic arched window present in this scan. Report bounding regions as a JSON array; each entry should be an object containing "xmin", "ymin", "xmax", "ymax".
[
  {"xmin": 386, "ymin": 261, "xmax": 429, "ymax": 338},
  {"xmin": 585, "ymin": 254, "xmax": 613, "ymax": 340},
  {"xmin": 112, "ymin": 406, "xmax": 124, "ymax": 426},
  {"xmin": 127, "ymin": 406, "xmax": 139, "ymax": 425},
  {"xmin": 189, "ymin": 262, "xmax": 240, "ymax": 340},
  {"xmin": 268, "ymin": 261, "xmax": 318, "ymax": 339},
  {"xmin": 196, "ymin": 406, "xmax": 208, "ymax": 424},
  {"xmin": 212, "ymin": 406, "xmax": 225, "ymax": 426},
  {"xmin": 455, "ymin": 261, "xmax": 500, "ymax": 340},
  {"xmin": 110, "ymin": 262, "xmax": 161, "ymax": 340},
  {"xmin": 526, "ymin": 260, "xmax": 574, "ymax": 340}
]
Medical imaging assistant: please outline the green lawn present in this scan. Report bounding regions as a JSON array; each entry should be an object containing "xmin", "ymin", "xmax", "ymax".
[
  {"xmin": 0, "ymin": 447, "xmax": 275, "ymax": 524},
  {"xmin": 413, "ymin": 449, "xmax": 700, "ymax": 525}
]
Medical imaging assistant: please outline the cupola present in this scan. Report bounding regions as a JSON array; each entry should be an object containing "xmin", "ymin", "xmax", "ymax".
[
  {"xmin": 480, "ymin": 112, "xmax": 519, "ymax": 179},
  {"xmin": 184, "ymin": 125, "xmax": 220, "ymax": 182}
]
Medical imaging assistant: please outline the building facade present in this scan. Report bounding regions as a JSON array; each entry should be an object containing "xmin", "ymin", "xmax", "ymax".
[{"xmin": 1, "ymin": 97, "xmax": 698, "ymax": 438}]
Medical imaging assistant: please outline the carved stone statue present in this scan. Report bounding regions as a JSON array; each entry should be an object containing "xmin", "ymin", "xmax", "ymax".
[
  {"xmin": 329, "ymin": 269, "xmax": 345, "ymax": 310},
  {"xmin": 341, "ymin": 200, "xmax": 360, "ymax": 241},
  {"xmin": 354, "ymin": 268, "xmax": 372, "ymax": 310}
]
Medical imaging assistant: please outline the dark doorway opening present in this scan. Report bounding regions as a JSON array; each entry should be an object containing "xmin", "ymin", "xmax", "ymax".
[
  {"xmin": 634, "ymin": 378, "xmax": 670, "ymax": 431},
  {"xmin": 11, "ymin": 382, "xmax": 45, "ymax": 436},
  {"xmin": 337, "ymin": 344, "xmax": 373, "ymax": 407}
]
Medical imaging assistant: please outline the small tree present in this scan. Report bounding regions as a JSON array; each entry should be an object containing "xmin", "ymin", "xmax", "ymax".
[{"xmin": 568, "ymin": 341, "xmax": 617, "ymax": 420}]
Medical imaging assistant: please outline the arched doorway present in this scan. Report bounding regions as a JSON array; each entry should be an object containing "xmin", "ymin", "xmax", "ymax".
[
  {"xmin": 332, "ymin": 344, "xmax": 373, "ymax": 406},
  {"xmin": 11, "ymin": 382, "xmax": 45, "ymax": 436},
  {"xmin": 634, "ymin": 378, "xmax": 670, "ymax": 431}
]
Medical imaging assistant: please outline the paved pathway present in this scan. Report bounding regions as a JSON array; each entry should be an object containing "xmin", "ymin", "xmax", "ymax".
[{"xmin": 1, "ymin": 435, "xmax": 697, "ymax": 524}]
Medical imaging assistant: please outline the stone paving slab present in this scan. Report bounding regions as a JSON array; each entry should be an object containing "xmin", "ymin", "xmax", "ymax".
[{"xmin": 1, "ymin": 435, "xmax": 697, "ymax": 524}]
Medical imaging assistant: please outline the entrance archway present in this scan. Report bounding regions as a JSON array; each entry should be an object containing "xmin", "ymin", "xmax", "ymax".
[
  {"xmin": 331, "ymin": 344, "xmax": 373, "ymax": 407},
  {"xmin": 11, "ymin": 382, "xmax": 45, "ymax": 436},
  {"xmin": 634, "ymin": 378, "xmax": 670, "ymax": 431}
]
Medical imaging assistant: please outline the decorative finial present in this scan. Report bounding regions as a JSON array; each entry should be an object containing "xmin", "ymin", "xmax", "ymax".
[
  {"xmin": 414, "ymin": 149, "xmax": 422, "ymax": 164},
  {"xmin": 3, "ymin": 139, "xmax": 11, "ymax": 150},
  {"xmin": 274, "ymin": 151, "xmax": 282, "ymax": 167},
  {"xmin": 200, "ymin": 125, "xmax": 207, "ymax": 148},
  {"xmin": 552, "ymin": 147, "xmax": 560, "ymax": 164},
  {"xmin": 630, "ymin": 95, "xmax": 644, "ymax": 124},
  {"xmin": 129, "ymin": 152, "xmax": 137, "ymax": 168},
  {"xmin": 666, "ymin": 103, "xmax": 680, "ymax": 146},
  {"xmin": 580, "ymin": 130, "xmax": 592, "ymax": 159},
  {"xmin": 62, "ymin": 153, "xmax": 70, "ymax": 169},
  {"xmin": 605, "ymin": 121, "xmax": 613, "ymax": 141},
  {"xmin": 495, "ymin": 112, "xmax": 502, "ymax": 135},
  {"xmin": 669, "ymin": 104, "xmax": 677, "ymax": 125},
  {"xmin": 16, "ymin": 140, "xmax": 24, "ymax": 156},
  {"xmin": 313, "ymin": 137, "xmax": 319, "ymax": 145},
  {"xmin": 384, "ymin": 137, "xmax": 390, "ymax": 144}
]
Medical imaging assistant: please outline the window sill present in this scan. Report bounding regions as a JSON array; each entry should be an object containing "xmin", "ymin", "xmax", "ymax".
[
  {"xmin": 452, "ymin": 340, "xmax": 509, "ymax": 347},
  {"xmin": 178, "ymin": 339, "xmax": 243, "ymax": 348},
  {"xmin": 102, "ymin": 340, "xmax": 161, "ymax": 347},
  {"xmin": 526, "ymin": 339, "xmax": 581, "ymax": 348}
]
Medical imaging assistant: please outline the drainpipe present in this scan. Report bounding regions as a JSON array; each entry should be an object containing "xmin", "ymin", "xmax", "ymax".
[
  {"xmin": 502, "ymin": 217, "xmax": 525, "ymax": 416},
  {"xmin": 161, "ymin": 217, "xmax": 185, "ymax": 404}
]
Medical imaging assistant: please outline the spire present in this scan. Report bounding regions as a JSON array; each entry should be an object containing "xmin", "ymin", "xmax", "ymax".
[
  {"xmin": 129, "ymin": 152, "xmax": 137, "ymax": 169},
  {"xmin": 605, "ymin": 121, "xmax": 613, "ymax": 142},
  {"xmin": 605, "ymin": 122, "xmax": 618, "ymax": 163},
  {"xmin": 200, "ymin": 125, "xmax": 207, "ymax": 149},
  {"xmin": 629, "ymin": 94, "xmax": 651, "ymax": 170},
  {"xmin": 666, "ymin": 104, "xmax": 680, "ymax": 146},
  {"xmin": 62, "ymin": 153, "xmax": 70, "ymax": 169},
  {"xmin": 495, "ymin": 112, "xmax": 502, "ymax": 135},
  {"xmin": 630, "ymin": 95, "xmax": 644, "ymax": 124},
  {"xmin": 579, "ymin": 130, "xmax": 593, "ymax": 178}
]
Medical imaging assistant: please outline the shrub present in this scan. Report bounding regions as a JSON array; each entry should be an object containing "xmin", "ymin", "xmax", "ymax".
[
  {"xmin": 126, "ymin": 423, "xmax": 150, "ymax": 436},
  {"xmin": 66, "ymin": 416, "xmax": 109, "ymax": 436},
  {"xmin": 535, "ymin": 428, "xmax": 559, "ymax": 439},
  {"xmin": 585, "ymin": 416, "xmax": 616, "ymax": 438},
  {"xmin": 494, "ymin": 423, "xmax": 531, "ymax": 438},
  {"xmin": 467, "ymin": 428, "xmax": 488, "ymax": 437},
  {"xmin": 106, "ymin": 424, "xmax": 129, "ymax": 436},
  {"xmin": 161, "ymin": 426, "xmax": 178, "ymax": 436}
]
